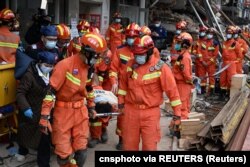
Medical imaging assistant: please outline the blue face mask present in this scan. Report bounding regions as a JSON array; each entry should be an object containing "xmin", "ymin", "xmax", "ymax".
[
  {"xmin": 234, "ymin": 34, "xmax": 239, "ymax": 39},
  {"xmin": 176, "ymin": 30, "xmax": 181, "ymax": 35},
  {"xmin": 127, "ymin": 38, "xmax": 135, "ymax": 46},
  {"xmin": 135, "ymin": 55, "xmax": 147, "ymax": 65},
  {"xmin": 226, "ymin": 34, "xmax": 232, "ymax": 39},
  {"xmin": 207, "ymin": 34, "xmax": 213, "ymax": 39},
  {"xmin": 174, "ymin": 43, "xmax": 181, "ymax": 51},
  {"xmin": 40, "ymin": 64, "xmax": 53, "ymax": 74},
  {"xmin": 45, "ymin": 40, "xmax": 57, "ymax": 50},
  {"xmin": 199, "ymin": 32, "xmax": 206, "ymax": 37},
  {"xmin": 115, "ymin": 18, "xmax": 121, "ymax": 23}
]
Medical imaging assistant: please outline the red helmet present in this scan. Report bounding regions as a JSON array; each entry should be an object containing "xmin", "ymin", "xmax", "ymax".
[
  {"xmin": 132, "ymin": 35, "xmax": 154, "ymax": 54},
  {"xmin": 112, "ymin": 12, "xmax": 122, "ymax": 18},
  {"xmin": 140, "ymin": 26, "xmax": 151, "ymax": 36},
  {"xmin": 77, "ymin": 20, "xmax": 90, "ymax": 31},
  {"xmin": 0, "ymin": 8, "xmax": 15, "ymax": 22},
  {"xmin": 87, "ymin": 26, "xmax": 100, "ymax": 34},
  {"xmin": 125, "ymin": 22, "xmax": 141, "ymax": 37},
  {"xmin": 226, "ymin": 25, "xmax": 236, "ymax": 34},
  {"xmin": 177, "ymin": 32, "xmax": 193, "ymax": 47},
  {"xmin": 81, "ymin": 32, "xmax": 107, "ymax": 54},
  {"xmin": 57, "ymin": 24, "xmax": 71, "ymax": 39},
  {"xmin": 176, "ymin": 20, "xmax": 187, "ymax": 30},
  {"xmin": 199, "ymin": 25, "xmax": 208, "ymax": 32}
]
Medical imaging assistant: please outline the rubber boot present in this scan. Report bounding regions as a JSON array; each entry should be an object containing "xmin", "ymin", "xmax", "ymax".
[
  {"xmin": 201, "ymin": 86, "xmax": 206, "ymax": 95},
  {"xmin": 57, "ymin": 156, "xmax": 77, "ymax": 167},
  {"xmin": 101, "ymin": 128, "xmax": 108, "ymax": 143},
  {"xmin": 75, "ymin": 149, "xmax": 87, "ymax": 167},
  {"xmin": 87, "ymin": 139, "xmax": 99, "ymax": 148},
  {"xmin": 116, "ymin": 136, "xmax": 123, "ymax": 150}
]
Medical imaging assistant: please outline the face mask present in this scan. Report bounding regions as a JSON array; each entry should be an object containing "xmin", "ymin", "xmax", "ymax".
[
  {"xmin": 174, "ymin": 43, "xmax": 181, "ymax": 51},
  {"xmin": 176, "ymin": 30, "xmax": 181, "ymax": 35},
  {"xmin": 115, "ymin": 18, "xmax": 121, "ymax": 23},
  {"xmin": 207, "ymin": 34, "xmax": 213, "ymax": 39},
  {"xmin": 226, "ymin": 34, "xmax": 232, "ymax": 39},
  {"xmin": 135, "ymin": 55, "xmax": 147, "ymax": 65},
  {"xmin": 155, "ymin": 23, "xmax": 160, "ymax": 27},
  {"xmin": 234, "ymin": 34, "xmax": 239, "ymax": 39},
  {"xmin": 199, "ymin": 32, "xmax": 206, "ymax": 37},
  {"xmin": 45, "ymin": 40, "xmax": 57, "ymax": 50},
  {"xmin": 40, "ymin": 64, "xmax": 53, "ymax": 74},
  {"xmin": 127, "ymin": 38, "xmax": 135, "ymax": 46},
  {"xmin": 12, "ymin": 31, "xmax": 19, "ymax": 35}
]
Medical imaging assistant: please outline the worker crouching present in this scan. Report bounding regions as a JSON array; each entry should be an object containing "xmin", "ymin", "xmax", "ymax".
[
  {"xmin": 117, "ymin": 35, "xmax": 182, "ymax": 150},
  {"xmin": 39, "ymin": 32, "xmax": 107, "ymax": 167}
]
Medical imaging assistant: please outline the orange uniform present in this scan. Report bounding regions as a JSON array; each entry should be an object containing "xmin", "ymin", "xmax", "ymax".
[
  {"xmin": 170, "ymin": 36, "xmax": 181, "ymax": 66},
  {"xmin": 0, "ymin": 26, "xmax": 20, "ymax": 63},
  {"xmin": 105, "ymin": 23, "xmax": 125, "ymax": 54},
  {"xmin": 172, "ymin": 50, "xmax": 193, "ymax": 119},
  {"xmin": 203, "ymin": 39, "xmax": 219, "ymax": 89},
  {"xmin": 235, "ymin": 37, "xmax": 248, "ymax": 74},
  {"xmin": 118, "ymin": 53, "xmax": 181, "ymax": 150},
  {"xmin": 220, "ymin": 39, "xmax": 242, "ymax": 90},
  {"xmin": 193, "ymin": 38, "xmax": 207, "ymax": 87},
  {"xmin": 109, "ymin": 45, "xmax": 133, "ymax": 137},
  {"xmin": 41, "ymin": 54, "xmax": 94, "ymax": 159},
  {"xmin": 67, "ymin": 37, "xmax": 81, "ymax": 57},
  {"xmin": 95, "ymin": 50, "xmax": 112, "ymax": 90}
]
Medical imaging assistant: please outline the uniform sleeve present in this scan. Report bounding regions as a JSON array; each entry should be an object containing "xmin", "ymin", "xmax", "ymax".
[
  {"xmin": 50, "ymin": 61, "xmax": 67, "ymax": 91},
  {"xmin": 196, "ymin": 43, "xmax": 204, "ymax": 62},
  {"xmin": 181, "ymin": 55, "xmax": 192, "ymax": 83},
  {"xmin": 105, "ymin": 26, "xmax": 111, "ymax": 46},
  {"xmin": 235, "ymin": 41, "xmax": 243, "ymax": 59},
  {"xmin": 109, "ymin": 49, "xmax": 119, "ymax": 85},
  {"xmin": 208, "ymin": 44, "xmax": 219, "ymax": 65},
  {"xmin": 117, "ymin": 67, "xmax": 129, "ymax": 105},
  {"xmin": 160, "ymin": 64, "xmax": 182, "ymax": 117},
  {"xmin": 242, "ymin": 40, "xmax": 249, "ymax": 55},
  {"xmin": 16, "ymin": 72, "xmax": 32, "ymax": 112}
]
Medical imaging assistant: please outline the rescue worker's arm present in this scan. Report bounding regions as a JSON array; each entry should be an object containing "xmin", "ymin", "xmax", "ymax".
[
  {"xmin": 181, "ymin": 55, "xmax": 193, "ymax": 84},
  {"xmin": 235, "ymin": 41, "xmax": 243, "ymax": 61},
  {"xmin": 109, "ymin": 49, "xmax": 119, "ymax": 85},
  {"xmin": 95, "ymin": 58, "xmax": 104, "ymax": 86},
  {"xmin": 105, "ymin": 26, "xmax": 111, "ymax": 47},
  {"xmin": 160, "ymin": 64, "xmax": 182, "ymax": 117},
  {"xmin": 16, "ymin": 72, "xmax": 32, "ymax": 113},
  {"xmin": 242, "ymin": 40, "xmax": 249, "ymax": 55},
  {"xmin": 117, "ymin": 67, "xmax": 129, "ymax": 111},
  {"xmin": 208, "ymin": 42, "xmax": 219, "ymax": 66}
]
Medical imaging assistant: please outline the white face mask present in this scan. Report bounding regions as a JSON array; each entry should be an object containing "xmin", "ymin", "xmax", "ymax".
[
  {"xmin": 207, "ymin": 34, "xmax": 213, "ymax": 39},
  {"xmin": 176, "ymin": 30, "xmax": 181, "ymax": 35},
  {"xmin": 45, "ymin": 40, "xmax": 57, "ymax": 50},
  {"xmin": 127, "ymin": 38, "xmax": 135, "ymax": 46},
  {"xmin": 115, "ymin": 18, "xmax": 121, "ymax": 23},
  {"xmin": 199, "ymin": 32, "xmax": 206, "ymax": 37},
  {"xmin": 40, "ymin": 64, "xmax": 53, "ymax": 74},
  {"xmin": 155, "ymin": 23, "xmax": 161, "ymax": 27},
  {"xmin": 135, "ymin": 55, "xmax": 147, "ymax": 65},
  {"xmin": 226, "ymin": 34, "xmax": 232, "ymax": 39},
  {"xmin": 234, "ymin": 34, "xmax": 239, "ymax": 38}
]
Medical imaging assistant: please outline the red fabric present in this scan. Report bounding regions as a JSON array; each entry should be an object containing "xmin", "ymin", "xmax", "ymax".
[
  {"xmin": 0, "ymin": 26, "xmax": 20, "ymax": 63},
  {"xmin": 236, "ymin": 38, "xmax": 249, "ymax": 74},
  {"xmin": 90, "ymin": 117, "xmax": 110, "ymax": 139},
  {"xmin": 220, "ymin": 61, "xmax": 237, "ymax": 90}
]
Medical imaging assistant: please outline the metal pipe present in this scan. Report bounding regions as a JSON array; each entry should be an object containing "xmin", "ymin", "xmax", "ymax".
[
  {"xmin": 96, "ymin": 112, "xmax": 122, "ymax": 117},
  {"xmin": 188, "ymin": 0, "xmax": 205, "ymax": 26},
  {"xmin": 149, "ymin": 0, "xmax": 159, "ymax": 8},
  {"xmin": 205, "ymin": 0, "xmax": 226, "ymax": 41}
]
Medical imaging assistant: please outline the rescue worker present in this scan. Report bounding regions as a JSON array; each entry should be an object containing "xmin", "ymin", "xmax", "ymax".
[
  {"xmin": 109, "ymin": 22, "xmax": 141, "ymax": 150},
  {"xmin": 16, "ymin": 51, "xmax": 56, "ymax": 167},
  {"xmin": 105, "ymin": 12, "xmax": 125, "ymax": 54},
  {"xmin": 67, "ymin": 20, "xmax": 90, "ymax": 56},
  {"xmin": 234, "ymin": 26, "xmax": 249, "ymax": 74},
  {"xmin": 193, "ymin": 25, "xmax": 208, "ymax": 94},
  {"xmin": 172, "ymin": 32, "xmax": 193, "ymax": 120},
  {"xmin": 25, "ymin": 25, "xmax": 59, "ymax": 62},
  {"xmin": 0, "ymin": 8, "xmax": 20, "ymax": 63},
  {"xmin": 117, "ymin": 35, "xmax": 182, "ymax": 150},
  {"xmin": 56, "ymin": 24, "xmax": 71, "ymax": 60},
  {"xmin": 39, "ymin": 32, "xmax": 107, "ymax": 167},
  {"xmin": 149, "ymin": 17, "xmax": 167, "ymax": 51},
  {"xmin": 204, "ymin": 28, "xmax": 219, "ymax": 96},
  {"xmin": 170, "ymin": 20, "xmax": 187, "ymax": 66},
  {"xmin": 243, "ymin": 26, "xmax": 250, "ymax": 40},
  {"xmin": 220, "ymin": 25, "xmax": 242, "ymax": 101}
]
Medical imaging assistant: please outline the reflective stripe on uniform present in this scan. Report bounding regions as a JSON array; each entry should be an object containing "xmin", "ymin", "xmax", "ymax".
[
  {"xmin": 197, "ymin": 54, "xmax": 202, "ymax": 58},
  {"xmin": 117, "ymin": 29, "xmax": 123, "ymax": 33},
  {"xmin": 66, "ymin": 72, "xmax": 81, "ymax": 86},
  {"xmin": 109, "ymin": 71, "xmax": 118, "ymax": 78},
  {"xmin": 73, "ymin": 43, "xmax": 81, "ymax": 50},
  {"xmin": 131, "ymin": 71, "xmax": 138, "ymax": 79},
  {"xmin": 110, "ymin": 27, "xmax": 116, "ymax": 32},
  {"xmin": 87, "ymin": 91, "xmax": 95, "ymax": 98},
  {"xmin": 86, "ymin": 79, "xmax": 91, "ymax": 83},
  {"xmin": 210, "ymin": 58, "xmax": 214, "ymax": 62},
  {"xmin": 116, "ymin": 128, "xmax": 121, "ymax": 134},
  {"xmin": 90, "ymin": 122, "xmax": 102, "ymax": 126},
  {"xmin": 44, "ymin": 95, "xmax": 54, "ymax": 101},
  {"xmin": 171, "ymin": 99, "xmax": 182, "ymax": 107},
  {"xmin": 127, "ymin": 67, "xmax": 132, "ymax": 72},
  {"xmin": 229, "ymin": 47, "xmax": 235, "ymax": 50},
  {"xmin": 201, "ymin": 43, "xmax": 206, "ymax": 49},
  {"xmin": 0, "ymin": 42, "xmax": 18, "ymax": 49},
  {"xmin": 208, "ymin": 47, "xmax": 215, "ymax": 51},
  {"xmin": 210, "ymin": 85, "xmax": 215, "ymax": 88},
  {"xmin": 118, "ymin": 89, "xmax": 127, "ymax": 95},
  {"xmin": 120, "ymin": 54, "xmax": 130, "ymax": 61},
  {"xmin": 98, "ymin": 76, "xmax": 104, "ymax": 82},
  {"xmin": 142, "ymin": 71, "xmax": 161, "ymax": 80},
  {"xmin": 221, "ymin": 87, "xmax": 227, "ymax": 90}
]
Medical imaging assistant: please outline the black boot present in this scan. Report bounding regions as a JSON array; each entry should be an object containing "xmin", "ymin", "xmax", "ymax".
[
  {"xmin": 116, "ymin": 137, "xmax": 123, "ymax": 150},
  {"xmin": 201, "ymin": 86, "xmax": 206, "ymax": 95},
  {"xmin": 218, "ymin": 89, "xmax": 226, "ymax": 101},
  {"xmin": 88, "ymin": 139, "xmax": 99, "ymax": 148},
  {"xmin": 75, "ymin": 149, "xmax": 87, "ymax": 167},
  {"xmin": 101, "ymin": 128, "xmax": 108, "ymax": 143}
]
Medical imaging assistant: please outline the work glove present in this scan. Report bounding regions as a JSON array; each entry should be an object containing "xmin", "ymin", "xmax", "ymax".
[
  {"xmin": 177, "ymin": 55, "xmax": 183, "ymax": 61},
  {"xmin": 118, "ymin": 104, "xmax": 125, "ymax": 114},
  {"xmin": 111, "ymin": 83, "xmax": 118, "ymax": 95},
  {"xmin": 88, "ymin": 107, "xmax": 97, "ymax": 119},
  {"xmin": 169, "ymin": 116, "xmax": 181, "ymax": 138},
  {"xmin": 39, "ymin": 115, "xmax": 52, "ymax": 135},
  {"xmin": 24, "ymin": 108, "xmax": 33, "ymax": 119}
]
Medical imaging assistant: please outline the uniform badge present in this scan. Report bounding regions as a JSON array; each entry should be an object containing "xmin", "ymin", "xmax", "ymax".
[
  {"xmin": 73, "ymin": 69, "xmax": 78, "ymax": 75},
  {"xmin": 149, "ymin": 66, "xmax": 155, "ymax": 72}
]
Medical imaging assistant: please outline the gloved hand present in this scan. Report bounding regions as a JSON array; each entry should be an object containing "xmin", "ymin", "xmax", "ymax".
[
  {"xmin": 24, "ymin": 108, "xmax": 33, "ymax": 118},
  {"xmin": 111, "ymin": 83, "xmax": 118, "ymax": 94},
  {"xmin": 39, "ymin": 115, "xmax": 52, "ymax": 135},
  {"xmin": 169, "ymin": 116, "xmax": 181, "ymax": 138},
  {"xmin": 177, "ymin": 55, "xmax": 183, "ymax": 61},
  {"xmin": 88, "ymin": 107, "xmax": 97, "ymax": 119},
  {"xmin": 118, "ymin": 104, "xmax": 125, "ymax": 113},
  {"xmin": 202, "ymin": 61, "xmax": 208, "ymax": 67}
]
